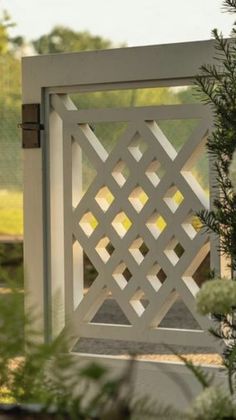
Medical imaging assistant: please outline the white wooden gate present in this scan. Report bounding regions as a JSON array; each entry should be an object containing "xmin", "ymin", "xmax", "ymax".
[{"xmin": 23, "ymin": 41, "xmax": 226, "ymax": 407}]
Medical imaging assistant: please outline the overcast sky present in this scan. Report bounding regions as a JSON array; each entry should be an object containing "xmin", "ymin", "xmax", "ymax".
[{"xmin": 3, "ymin": 0, "xmax": 236, "ymax": 47}]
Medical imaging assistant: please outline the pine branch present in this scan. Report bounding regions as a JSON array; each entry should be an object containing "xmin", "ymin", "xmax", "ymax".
[
  {"xmin": 132, "ymin": 398, "xmax": 183, "ymax": 420},
  {"xmin": 195, "ymin": 22, "xmax": 236, "ymax": 271},
  {"xmin": 222, "ymin": 0, "xmax": 236, "ymax": 13},
  {"xmin": 164, "ymin": 345, "xmax": 214, "ymax": 389},
  {"xmin": 197, "ymin": 210, "xmax": 221, "ymax": 235},
  {"xmin": 177, "ymin": 354, "xmax": 214, "ymax": 389}
]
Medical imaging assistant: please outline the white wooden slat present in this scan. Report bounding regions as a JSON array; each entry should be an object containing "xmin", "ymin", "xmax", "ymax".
[
  {"xmin": 62, "ymin": 126, "xmax": 74, "ymax": 322},
  {"xmin": 49, "ymin": 110, "xmax": 65, "ymax": 337},
  {"xmin": 23, "ymin": 40, "xmax": 218, "ymax": 103},
  {"xmin": 75, "ymin": 323, "xmax": 215, "ymax": 347},
  {"xmin": 52, "ymin": 94, "xmax": 210, "ymax": 124}
]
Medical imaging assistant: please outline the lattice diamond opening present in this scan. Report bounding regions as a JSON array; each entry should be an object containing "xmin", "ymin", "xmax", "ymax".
[
  {"xmin": 111, "ymin": 212, "xmax": 132, "ymax": 238},
  {"xmin": 145, "ymin": 159, "xmax": 165, "ymax": 187},
  {"xmin": 129, "ymin": 237, "xmax": 149, "ymax": 264},
  {"xmin": 158, "ymin": 119, "xmax": 200, "ymax": 153},
  {"xmin": 128, "ymin": 132, "xmax": 148, "ymax": 161},
  {"xmin": 157, "ymin": 290, "xmax": 201, "ymax": 329},
  {"xmin": 147, "ymin": 262, "xmax": 167, "ymax": 291},
  {"xmin": 192, "ymin": 252, "xmax": 210, "ymax": 288},
  {"xmin": 128, "ymin": 186, "xmax": 149, "ymax": 213},
  {"xmin": 182, "ymin": 213, "xmax": 202, "ymax": 239},
  {"xmin": 79, "ymin": 211, "xmax": 98, "ymax": 237},
  {"xmin": 129, "ymin": 288, "xmax": 149, "ymax": 316},
  {"xmin": 83, "ymin": 252, "xmax": 98, "ymax": 292},
  {"xmin": 112, "ymin": 262, "xmax": 132, "ymax": 289},
  {"xmin": 95, "ymin": 186, "xmax": 114, "ymax": 212},
  {"xmin": 95, "ymin": 236, "xmax": 115, "ymax": 263},
  {"xmin": 112, "ymin": 160, "xmax": 130, "ymax": 187},
  {"xmin": 71, "ymin": 140, "xmax": 98, "ymax": 205},
  {"xmin": 146, "ymin": 212, "xmax": 167, "ymax": 239},
  {"xmin": 180, "ymin": 128, "xmax": 210, "ymax": 194},
  {"xmin": 88, "ymin": 121, "xmax": 129, "ymax": 154},
  {"xmin": 91, "ymin": 294, "xmax": 131, "ymax": 325},
  {"xmin": 164, "ymin": 184, "xmax": 184, "ymax": 213},
  {"xmin": 164, "ymin": 237, "xmax": 185, "ymax": 266}
]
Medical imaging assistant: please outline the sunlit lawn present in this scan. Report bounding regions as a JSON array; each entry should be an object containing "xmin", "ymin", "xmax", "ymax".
[
  {"xmin": 0, "ymin": 187, "xmax": 207, "ymax": 237},
  {"xmin": 0, "ymin": 190, "xmax": 23, "ymax": 236}
]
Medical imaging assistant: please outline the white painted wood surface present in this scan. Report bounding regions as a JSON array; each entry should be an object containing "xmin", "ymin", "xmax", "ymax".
[{"xmin": 23, "ymin": 40, "xmax": 224, "ymax": 361}]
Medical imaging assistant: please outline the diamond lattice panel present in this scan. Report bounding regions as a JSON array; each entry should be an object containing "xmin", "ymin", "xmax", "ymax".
[{"xmin": 51, "ymin": 94, "xmax": 215, "ymax": 349}]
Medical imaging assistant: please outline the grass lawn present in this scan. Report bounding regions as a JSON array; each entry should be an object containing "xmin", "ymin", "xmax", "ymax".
[{"xmin": 0, "ymin": 190, "xmax": 23, "ymax": 236}]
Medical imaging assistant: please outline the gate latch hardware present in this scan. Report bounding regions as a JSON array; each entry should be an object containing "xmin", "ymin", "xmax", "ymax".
[{"xmin": 19, "ymin": 104, "xmax": 44, "ymax": 148}]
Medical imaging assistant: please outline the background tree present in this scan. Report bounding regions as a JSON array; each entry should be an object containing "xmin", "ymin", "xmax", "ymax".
[
  {"xmin": 0, "ymin": 9, "xmax": 21, "ymax": 192},
  {"xmin": 0, "ymin": 11, "xmax": 206, "ymax": 235},
  {"xmin": 32, "ymin": 25, "xmax": 208, "ymax": 192},
  {"xmin": 0, "ymin": 10, "xmax": 13, "ymax": 54},
  {"xmin": 33, "ymin": 26, "xmax": 112, "ymax": 54}
]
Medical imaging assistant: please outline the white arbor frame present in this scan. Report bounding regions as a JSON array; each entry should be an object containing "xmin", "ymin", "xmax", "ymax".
[{"xmin": 23, "ymin": 40, "xmax": 225, "ymax": 349}]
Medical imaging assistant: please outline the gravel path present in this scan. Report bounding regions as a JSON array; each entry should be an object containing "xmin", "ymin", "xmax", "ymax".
[{"xmin": 74, "ymin": 297, "xmax": 222, "ymax": 365}]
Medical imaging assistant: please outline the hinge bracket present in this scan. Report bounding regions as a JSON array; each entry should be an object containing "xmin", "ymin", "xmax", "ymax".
[{"xmin": 19, "ymin": 104, "xmax": 44, "ymax": 148}]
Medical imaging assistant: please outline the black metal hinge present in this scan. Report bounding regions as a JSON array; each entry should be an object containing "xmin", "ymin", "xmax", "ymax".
[{"xmin": 19, "ymin": 104, "xmax": 44, "ymax": 148}]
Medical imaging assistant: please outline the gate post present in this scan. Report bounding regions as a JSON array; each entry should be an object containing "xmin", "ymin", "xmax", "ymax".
[{"xmin": 22, "ymin": 70, "xmax": 46, "ymax": 339}]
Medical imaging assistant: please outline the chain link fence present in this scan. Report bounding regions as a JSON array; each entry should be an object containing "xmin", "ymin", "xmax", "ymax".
[{"xmin": 0, "ymin": 54, "xmax": 22, "ymax": 237}]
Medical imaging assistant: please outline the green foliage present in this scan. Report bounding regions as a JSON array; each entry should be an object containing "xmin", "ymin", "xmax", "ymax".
[
  {"xmin": 0, "ymin": 285, "xmax": 24, "ymax": 394},
  {"xmin": 0, "ymin": 10, "xmax": 14, "ymax": 55},
  {"xmin": 195, "ymin": 276, "xmax": 236, "ymax": 391},
  {"xmin": 0, "ymin": 7, "xmax": 21, "ymax": 194},
  {"xmin": 196, "ymin": 278, "xmax": 236, "ymax": 315},
  {"xmin": 33, "ymin": 25, "xmax": 112, "ymax": 54},
  {"xmin": 223, "ymin": 0, "xmax": 236, "ymax": 15},
  {"xmin": 0, "ymin": 284, "xmax": 181, "ymax": 418},
  {"xmin": 0, "ymin": 30, "xmax": 21, "ymax": 192},
  {"xmin": 71, "ymin": 86, "xmax": 180, "ymax": 112},
  {"xmin": 0, "ymin": 242, "xmax": 23, "ymax": 288},
  {"xmin": 0, "ymin": 12, "xmax": 209, "ymax": 235},
  {"xmin": 177, "ymin": 87, "xmax": 200, "ymax": 104},
  {"xmin": 176, "ymin": 355, "xmax": 214, "ymax": 390},
  {"xmin": 165, "ymin": 345, "xmax": 214, "ymax": 390},
  {"xmin": 180, "ymin": 4, "xmax": 236, "ymax": 418},
  {"xmin": 194, "ymin": 0, "xmax": 236, "ymax": 376},
  {"xmin": 131, "ymin": 398, "xmax": 183, "ymax": 420},
  {"xmin": 195, "ymin": 12, "xmax": 236, "ymax": 271},
  {"xmin": 0, "ymin": 191, "xmax": 23, "ymax": 235},
  {"xmin": 187, "ymin": 386, "xmax": 236, "ymax": 420}
]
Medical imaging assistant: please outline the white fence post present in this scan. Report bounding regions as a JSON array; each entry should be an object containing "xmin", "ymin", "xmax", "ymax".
[{"xmin": 22, "ymin": 80, "xmax": 46, "ymax": 337}]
